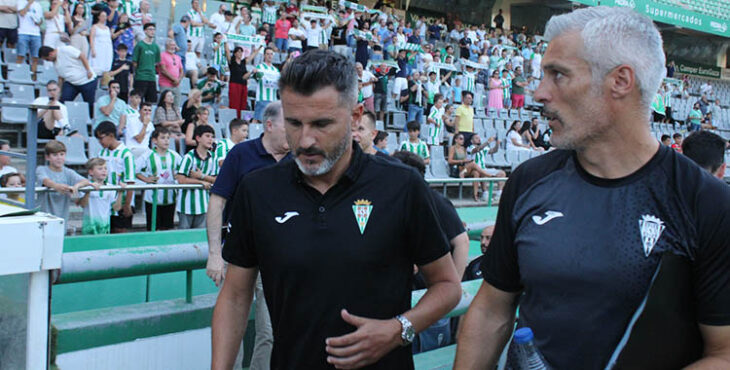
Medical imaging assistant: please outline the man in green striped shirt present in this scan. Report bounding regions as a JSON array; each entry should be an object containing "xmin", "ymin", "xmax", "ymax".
[
  {"xmin": 175, "ymin": 125, "xmax": 219, "ymax": 229},
  {"xmin": 215, "ymin": 119, "xmax": 249, "ymax": 167},
  {"xmin": 187, "ymin": 0, "xmax": 213, "ymax": 58},
  {"xmin": 465, "ymin": 133, "xmax": 505, "ymax": 202},
  {"xmin": 399, "ymin": 120, "xmax": 430, "ymax": 165},
  {"xmin": 426, "ymin": 94, "xmax": 445, "ymax": 146},
  {"xmin": 262, "ymin": 0, "xmax": 278, "ymax": 26},
  {"xmin": 252, "ymin": 47, "xmax": 280, "ymax": 123},
  {"xmin": 94, "ymin": 121, "xmax": 136, "ymax": 233},
  {"xmin": 137, "ymin": 128, "xmax": 182, "ymax": 230}
]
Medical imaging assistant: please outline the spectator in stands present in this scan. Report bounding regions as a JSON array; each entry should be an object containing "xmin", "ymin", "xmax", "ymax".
[
  {"xmin": 17, "ymin": 0, "xmax": 43, "ymax": 76},
  {"xmin": 666, "ymin": 60, "xmax": 675, "ymax": 78},
  {"xmin": 506, "ymin": 119, "xmax": 531, "ymax": 151},
  {"xmin": 187, "ymin": 0, "xmax": 213, "ymax": 59},
  {"xmin": 124, "ymin": 102, "xmax": 154, "ymax": 157},
  {"xmin": 123, "ymin": 89, "xmax": 142, "ymax": 131},
  {"xmin": 699, "ymin": 81, "xmax": 712, "ymax": 98},
  {"xmin": 197, "ymin": 67, "xmax": 224, "ymax": 113},
  {"xmin": 682, "ymin": 130, "xmax": 727, "ymax": 180},
  {"xmin": 36, "ymin": 140, "xmax": 92, "ymax": 224},
  {"xmin": 355, "ymin": 62, "xmax": 376, "ymax": 113},
  {"xmin": 212, "ymin": 49, "xmax": 460, "ymax": 370},
  {"xmin": 710, "ymin": 98, "xmax": 722, "ymax": 126},
  {"xmin": 426, "ymin": 93, "xmax": 446, "ymax": 147},
  {"xmin": 0, "ymin": 173, "xmax": 24, "ymax": 204},
  {"xmin": 154, "ymin": 89, "xmax": 185, "ymax": 140},
  {"xmin": 40, "ymin": 45, "xmax": 96, "ymax": 114},
  {"xmin": 493, "ymin": 9, "xmax": 504, "ymax": 30},
  {"xmin": 43, "ymin": 0, "xmax": 65, "ymax": 48},
  {"xmin": 176, "ymin": 125, "xmax": 218, "ymax": 229},
  {"xmin": 451, "ymin": 76, "xmax": 463, "ymax": 104},
  {"xmin": 136, "ymin": 128, "xmax": 182, "ymax": 231},
  {"xmin": 273, "ymin": 11, "xmax": 290, "ymax": 52},
  {"xmin": 78, "ymin": 158, "xmax": 123, "ymax": 234},
  {"xmin": 229, "ymin": 46, "xmax": 258, "ymax": 118},
  {"xmin": 34, "ymin": 80, "xmax": 73, "ymax": 139},
  {"xmin": 511, "ymin": 66, "xmax": 527, "ymax": 109},
  {"xmin": 662, "ymin": 83, "xmax": 673, "ymax": 124},
  {"xmin": 95, "ymin": 80, "xmax": 128, "ymax": 133},
  {"xmin": 406, "ymin": 71, "xmax": 427, "ymax": 125},
  {"xmin": 214, "ymin": 119, "xmax": 249, "ymax": 167},
  {"xmin": 158, "ymin": 38, "xmax": 184, "ymax": 107},
  {"xmin": 399, "ymin": 120, "xmax": 430, "ymax": 164},
  {"xmin": 130, "ymin": 0, "xmax": 151, "ymax": 41},
  {"xmin": 702, "ymin": 112, "xmax": 717, "ymax": 130},
  {"xmin": 392, "ymin": 49, "xmax": 409, "ymax": 101},
  {"xmin": 453, "ymin": 91, "xmax": 475, "ymax": 146},
  {"xmin": 463, "ymin": 225, "xmax": 494, "ymax": 281},
  {"xmin": 132, "ymin": 23, "xmax": 160, "ymax": 102},
  {"xmin": 210, "ymin": 32, "xmax": 228, "ymax": 78},
  {"xmin": 0, "ymin": 0, "xmax": 17, "ymax": 52},
  {"xmin": 353, "ymin": 111, "xmax": 386, "ymax": 158},
  {"xmin": 697, "ymin": 94, "xmax": 710, "ymax": 116},
  {"xmin": 466, "ymin": 133, "xmax": 505, "ymax": 202},
  {"xmin": 95, "ymin": 121, "xmax": 135, "ymax": 233},
  {"xmin": 487, "ymin": 70, "xmax": 504, "ymax": 109},
  {"xmin": 183, "ymin": 106, "xmax": 211, "ymax": 148},
  {"xmin": 651, "ymin": 89, "xmax": 666, "ymax": 123},
  {"xmin": 68, "ymin": 2, "xmax": 90, "ymax": 56},
  {"xmin": 688, "ymin": 102, "xmax": 702, "ymax": 132},
  {"xmin": 671, "ymin": 133, "xmax": 683, "ymax": 153},
  {"xmin": 181, "ymin": 88, "xmax": 202, "ymax": 123},
  {"xmin": 169, "ymin": 15, "xmax": 189, "ymax": 69},
  {"xmin": 0, "ymin": 140, "xmax": 18, "ymax": 177},
  {"xmin": 89, "ymin": 9, "xmax": 113, "ymax": 75},
  {"xmin": 109, "ymin": 44, "xmax": 133, "ymax": 102},
  {"xmin": 520, "ymin": 120, "xmax": 544, "ymax": 151},
  {"xmin": 252, "ymin": 47, "xmax": 280, "ymax": 123},
  {"xmin": 373, "ymin": 130, "xmax": 389, "ymax": 155},
  {"xmin": 660, "ymin": 134, "xmax": 671, "ymax": 147}
]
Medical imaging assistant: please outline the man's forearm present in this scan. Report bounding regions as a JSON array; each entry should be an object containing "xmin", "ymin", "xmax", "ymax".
[
  {"xmin": 206, "ymin": 195, "xmax": 225, "ymax": 258},
  {"xmin": 405, "ymin": 280, "xmax": 460, "ymax": 333},
  {"xmin": 123, "ymin": 189, "xmax": 134, "ymax": 206},
  {"xmin": 211, "ymin": 287, "xmax": 253, "ymax": 370}
]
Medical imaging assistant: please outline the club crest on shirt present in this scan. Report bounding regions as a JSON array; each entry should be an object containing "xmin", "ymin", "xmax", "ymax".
[
  {"xmin": 352, "ymin": 199, "xmax": 373, "ymax": 235},
  {"xmin": 639, "ymin": 214, "xmax": 665, "ymax": 257}
]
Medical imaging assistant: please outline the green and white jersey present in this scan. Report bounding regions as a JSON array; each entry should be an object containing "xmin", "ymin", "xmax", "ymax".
[
  {"xmin": 139, "ymin": 149, "xmax": 182, "ymax": 205},
  {"xmin": 255, "ymin": 63, "xmax": 280, "ymax": 102},
  {"xmin": 663, "ymin": 91, "xmax": 672, "ymax": 108},
  {"xmin": 502, "ymin": 76, "xmax": 512, "ymax": 100},
  {"xmin": 462, "ymin": 71, "xmax": 476, "ymax": 93},
  {"xmin": 262, "ymin": 4, "xmax": 278, "ymax": 24},
  {"xmin": 81, "ymin": 182, "xmax": 116, "ymax": 235},
  {"xmin": 651, "ymin": 93, "xmax": 665, "ymax": 115},
  {"xmin": 99, "ymin": 143, "xmax": 135, "ymax": 216},
  {"xmin": 212, "ymin": 42, "xmax": 227, "ymax": 66},
  {"xmin": 251, "ymin": 7, "xmax": 262, "ymax": 26},
  {"xmin": 187, "ymin": 9, "xmax": 203, "ymax": 37},
  {"xmin": 119, "ymin": 0, "xmax": 133, "ymax": 15},
  {"xmin": 176, "ymin": 149, "xmax": 218, "ymax": 215},
  {"xmin": 124, "ymin": 105, "xmax": 139, "ymax": 123},
  {"xmin": 468, "ymin": 145, "xmax": 489, "ymax": 170},
  {"xmin": 399, "ymin": 139, "xmax": 430, "ymax": 160},
  {"xmin": 427, "ymin": 106, "xmax": 444, "ymax": 145},
  {"xmin": 215, "ymin": 138, "xmax": 234, "ymax": 165}
]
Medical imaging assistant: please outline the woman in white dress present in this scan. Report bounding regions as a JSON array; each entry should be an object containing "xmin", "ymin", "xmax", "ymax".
[
  {"xmin": 506, "ymin": 119, "xmax": 531, "ymax": 152},
  {"xmin": 89, "ymin": 10, "xmax": 113, "ymax": 75}
]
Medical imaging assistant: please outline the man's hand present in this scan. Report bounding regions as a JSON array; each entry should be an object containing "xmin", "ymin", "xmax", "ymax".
[
  {"xmin": 121, "ymin": 63, "xmax": 130, "ymax": 71},
  {"xmin": 109, "ymin": 88, "xmax": 117, "ymax": 100},
  {"xmin": 202, "ymin": 181, "xmax": 212, "ymax": 190},
  {"xmin": 190, "ymin": 168, "xmax": 203, "ymax": 180},
  {"xmin": 55, "ymin": 183, "xmax": 73, "ymax": 195},
  {"xmin": 206, "ymin": 253, "xmax": 226, "ymax": 287},
  {"xmin": 325, "ymin": 309, "xmax": 401, "ymax": 369},
  {"xmin": 87, "ymin": 70, "xmax": 94, "ymax": 79},
  {"xmin": 122, "ymin": 204, "xmax": 133, "ymax": 217}
]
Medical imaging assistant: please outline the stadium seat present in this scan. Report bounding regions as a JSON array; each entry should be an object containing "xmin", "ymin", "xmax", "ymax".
[
  {"xmin": 7, "ymin": 63, "xmax": 34, "ymax": 85},
  {"xmin": 36, "ymin": 64, "xmax": 58, "ymax": 85},
  {"xmin": 180, "ymin": 77, "xmax": 191, "ymax": 96},
  {"xmin": 498, "ymin": 109, "xmax": 509, "ymax": 119},
  {"xmin": 391, "ymin": 112, "xmax": 406, "ymax": 131},
  {"xmin": 517, "ymin": 149, "xmax": 530, "ymax": 164},
  {"xmin": 240, "ymin": 110, "xmax": 254, "ymax": 121},
  {"xmin": 505, "ymin": 150, "xmax": 519, "ymax": 167},
  {"xmin": 247, "ymin": 123, "xmax": 264, "ymax": 141},
  {"xmin": 212, "ymin": 121, "xmax": 223, "ymax": 140},
  {"xmin": 1, "ymin": 98, "xmax": 29, "ymax": 124},
  {"xmin": 218, "ymin": 108, "xmax": 238, "ymax": 137},
  {"xmin": 57, "ymin": 136, "xmax": 88, "ymax": 165},
  {"xmin": 8, "ymin": 84, "xmax": 34, "ymax": 101},
  {"xmin": 88, "ymin": 136, "xmax": 103, "ymax": 158},
  {"xmin": 386, "ymin": 132, "xmax": 398, "ymax": 154},
  {"xmin": 429, "ymin": 146, "xmax": 450, "ymax": 178},
  {"xmin": 375, "ymin": 120, "xmax": 384, "ymax": 131},
  {"xmin": 69, "ymin": 117, "xmax": 89, "ymax": 140},
  {"xmin": 66, "ymin": 101, "xmax": 92, "ymax": 128}
]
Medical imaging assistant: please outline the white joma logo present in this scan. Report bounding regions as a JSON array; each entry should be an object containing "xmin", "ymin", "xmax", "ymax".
[
  {"xmin": 275, "ymin": 211, "xmax": 300, "ymax": 224},
  {"xmin": 532, "ymin": 211, "xmax": 564, "ymax": 225}
]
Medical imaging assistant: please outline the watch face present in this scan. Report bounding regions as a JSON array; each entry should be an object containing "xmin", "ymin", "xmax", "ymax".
[{"xmin": 404, "ymin": 327, "xmax": 415, "ymax": 342}]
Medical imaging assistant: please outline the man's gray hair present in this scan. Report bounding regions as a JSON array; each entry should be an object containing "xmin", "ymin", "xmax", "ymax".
[
  {"xmin": 263, "ymin": 101, "xmax": 282, "ymax": 125},
  {"xmin": 544, "ymin": 6, "xmax": 665, "ymax": 109}
]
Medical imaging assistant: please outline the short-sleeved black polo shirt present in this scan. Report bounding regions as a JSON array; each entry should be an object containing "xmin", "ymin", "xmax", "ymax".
[{"xmin": 223, "ymin": 143, "xmax": 450, "ymax": 369}]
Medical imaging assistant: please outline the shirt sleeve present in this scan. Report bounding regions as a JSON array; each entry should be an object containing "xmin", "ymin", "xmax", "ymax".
[
  {"xmin": 222, "ymin": 179, "xmax": 258, "ymax": 267},
  {"xmin": 405, "ymin": 171, "xmax": 450, "ymax": 266},
  {"xmin": 177, "ymin": 154, "xmax": 192, "ymax": 176},
  {"xmin": 210, "ymin": 146, "xmax": 240, "ymax": 200},
  {"xmin": 65, "ymin": 167, "xmax": 86, "ymax": 185},
  {"xmin": 35, "ymin": 166, "xmax": 49, "ymax": 186}
]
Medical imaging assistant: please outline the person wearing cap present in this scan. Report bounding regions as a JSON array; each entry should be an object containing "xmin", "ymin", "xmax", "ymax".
[{"xmin": 158, "ymin": 38, "xmax": 184, "ymax": 107}]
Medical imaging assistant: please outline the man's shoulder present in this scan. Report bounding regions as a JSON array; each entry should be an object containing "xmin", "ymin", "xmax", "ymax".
[{"xmin": 509, "ymin": 149, "xmax": 572, "ymax": 189}]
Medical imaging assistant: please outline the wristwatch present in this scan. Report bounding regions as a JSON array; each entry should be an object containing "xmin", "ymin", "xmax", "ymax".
[{"xmin": 395, "ymin": 315, "xmax": 415, "ymax": 346}]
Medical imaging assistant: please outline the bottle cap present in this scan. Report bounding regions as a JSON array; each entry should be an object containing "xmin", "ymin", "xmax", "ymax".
[{"xmin": 513, "ymin": 327, "xmax": 534, "ymax": 344}]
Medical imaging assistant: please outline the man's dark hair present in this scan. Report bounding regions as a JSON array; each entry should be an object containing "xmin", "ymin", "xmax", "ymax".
[
  {"xmin": 393, "ymin": 151, "xmax": 426, "ymax": 177},
  {"xmin": 461, "ymin": 90, "xmax": 473, "ymax": 99},
  {"xmin": 279, "ymin": 50, "xmax": 357, "ymax": 106},
  {"xmin": 143, "ymin": 22, "xmax": 156, "ymax": 30},
  {"xmin": 150, "ymin": 127, "xmax": 170, "ymax": 142},
  {"xmin": 406, "ymin": 120, "xmax": 420, "ymax": 132},
  {"xmin": 141, "ymin": 102, "xmax": 152, "ymax": 109},
  {"xmin": 673, "ymin": 133, "xmax": 682, "ymax": 140},
  {"xmin": 193, "ymin": 124, "xmax": 215, "ymax": 140},
  {"xmin": 39, "ymin": 46, "xmax": 54, "ymax": 59},
  {"xmin": 229, "ymin": 118, "xmax": 247, "ymax": 132},
  {"xmin": 108, "ymin": 80, "xmax": 120, "ymax": 89},
  {"xmin": 660, "ymin": 134, "xmax": 670, "ymax": 143},
  {"xmin": 433, "ymin": 93, "xmax": 443, "ymax": 102},
  {"xmin": 46, "ymin": 80, "xmax": 58, "ymax": 87},
  {"xmin": 206, "ymin": 67, "xmax": 218, "ymax": 76},
  {"xmin": 94, "ymin": 121, "xmax": 117, "ymax": 138},
  {"xmin": 116, "ymin": 43, "xmax": 128, "ymax": 50},
  {"xmin": 361, "ymin": 111, "xmax": 376, "ymax": 129},
  {"xmin": 374, "ymin": 131, "xmax": 388, "ymax": 145},
  {"xmin": 681, "ymin": 131, "xmax": 726, "ymax": 174},
  {"xmin": 129, "ymin": 89, "xmax": 142, "ymax": 98}
]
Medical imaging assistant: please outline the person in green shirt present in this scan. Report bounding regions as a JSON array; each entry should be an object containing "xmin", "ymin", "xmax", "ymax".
[
  {"xmin": 132, "ymin": 22, "xmax": 161, "ymax": 102},
  {"xmin": 510, "ymin": 66, "xmax": 528, "ymax": 109}
]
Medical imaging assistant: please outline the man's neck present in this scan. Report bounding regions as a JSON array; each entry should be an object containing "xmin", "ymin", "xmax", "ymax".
[
  {"xmin": 144, "ymin": 37, "xmax": 154, "ymax": 44},
  {"xmin": 409, "ymin": 138, "xmax": 419, "ymax": 144},
  {"xmin": 576, "ymin": 114, "xmax": 659, "ymax": 180},
  {"xmin": 195, "ymin": 146, "xmax": 210, "ymax": 158},
  {"xmin": 130, "ymin": 104, "xmax": 139, "ymax": 111},
  {"xmin": 109, "ymin": 140, "xmax": 120, "ymax": 151},
  {"xmin": 304, "ymin": 145, "xmax": 353, "ymax": 195},
  {"xmin": 261, "ymin": 133, "xmax": 287, "ymax": 161},
  {"xmin": 155, "ymin": 147, "xmax": 168, "ymax": 156}
]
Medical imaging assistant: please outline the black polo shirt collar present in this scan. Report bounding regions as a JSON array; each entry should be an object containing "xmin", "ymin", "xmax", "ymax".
[{"xmin": 292, "ymin": 141, "xmax": 366, "ymax": 186}]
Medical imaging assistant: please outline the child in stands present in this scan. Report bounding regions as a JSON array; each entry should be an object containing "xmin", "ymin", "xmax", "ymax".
[
  {"xmin": 175, "ymin": 125, "xmax": 218, "ymax": 229},
  {"xmin": 0, "ymin": 173, "xmax": 25, "ymax": 204},
  {"xmin": 399, "ymin": 120, "xmax": 431, "ymax": 165},
  {"xmin": 215, "ymin": 119, "xmax": 249, "ymax": 167},
  {"xmin": 36, "ymin": 140, "xmax": 93, "ymax": 224},
  {"xmin": 94, "ymin": 121, "xmax": 136, "ymax": 233},
  {"xmin": 78, "ymin": 158, "xmax": 124, "ymax": 234},
  {"xmin": 136, "ymin": 128, "xmax": 182, "ymax": 231}
]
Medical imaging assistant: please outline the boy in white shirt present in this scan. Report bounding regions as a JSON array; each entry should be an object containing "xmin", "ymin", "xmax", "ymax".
[
  {"xmin": 78, "ymin": 158, "xmax": 124, "ymax": 235},
  {"xmin": 124, "ymin": 101, "xmax": 155, "ymax": 158},
  {"xmin": 215, "ymin": 118, "xmax": 248, "ymax": 167},
  {"xmin": 136, "ymin": 127, "xmax": 182, "ymax": 231}
]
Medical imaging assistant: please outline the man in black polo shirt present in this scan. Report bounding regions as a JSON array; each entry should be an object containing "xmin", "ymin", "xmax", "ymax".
[
  {"xmin": 455, "ymin": 7, "xmax": 730, "ymax": 370},
  {"xmin": 212, "ymin": 50, "xmax": 461, "ymax": 369}
]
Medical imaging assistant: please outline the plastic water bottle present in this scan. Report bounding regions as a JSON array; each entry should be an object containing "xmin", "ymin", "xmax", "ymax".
[{"xmin": 505, "ymin": 327, "xmax": 550, "ymax": 370}]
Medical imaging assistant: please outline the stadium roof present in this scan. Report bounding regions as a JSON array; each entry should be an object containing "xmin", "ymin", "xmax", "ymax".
[{"xmin": 574, "ymin": 0, "xmax": 729, "ymax": 38}]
